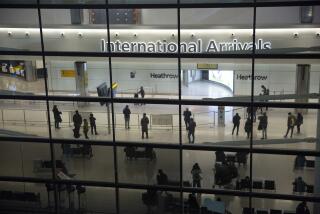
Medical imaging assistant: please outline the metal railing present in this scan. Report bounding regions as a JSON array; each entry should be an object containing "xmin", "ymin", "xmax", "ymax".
[{"xmin": 0, "ymin": 106, "xmax": 246, "ymax": 130}]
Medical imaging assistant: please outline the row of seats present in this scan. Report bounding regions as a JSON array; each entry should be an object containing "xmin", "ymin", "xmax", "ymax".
[
  {"xmin": 236, "ymin": 179, "xmax": 276, "ymax": 190},
  {"xmin": 0, "ymin": 190, "xmax": 40, "ymax": 202},
  {"xmin": 243, "ymin": 207, "xmax": 295, "ymax": 214}
]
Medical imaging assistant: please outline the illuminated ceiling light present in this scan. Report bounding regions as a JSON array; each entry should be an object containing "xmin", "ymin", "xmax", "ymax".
[
  {"xmin": 316, "ymin": 32, "xmax": 320, "ymax": 38},
  {"xmin": 171, "ymin": 33, "xmax": 175, "ymax": 37},
  {"xmin": 293, "ymin": 32, "xmax": 299, "ymax": 38},
  {"xmin": 60, "ymin": 32, "xmax": 65, "ymax": 38},
  {"xmin": 25, "ymin": 32, "xmax": 30, "ymax": 37},
  {"xmin": 7, "ymin": 31, "xmax": 12, "ymax": 37},
  {"xmin": 78, "ymin": 32, "xmax": 83, "ymax": 38}
]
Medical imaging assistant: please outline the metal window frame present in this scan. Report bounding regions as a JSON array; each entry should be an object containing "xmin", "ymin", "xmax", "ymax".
[{"xmin": 0, "ymin": 0, "xmax": 319, "ymax": 213}]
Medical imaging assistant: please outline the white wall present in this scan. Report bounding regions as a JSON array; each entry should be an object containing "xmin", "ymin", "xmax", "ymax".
[{"xmin": 47, "ymin": 60, "xmax": 320, "ymax": 96}]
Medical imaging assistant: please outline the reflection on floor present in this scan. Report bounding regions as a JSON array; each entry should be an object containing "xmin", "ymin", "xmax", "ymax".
[{"xmin": 0, "ymin": 101, "xmax": 317, "ymax": 213}]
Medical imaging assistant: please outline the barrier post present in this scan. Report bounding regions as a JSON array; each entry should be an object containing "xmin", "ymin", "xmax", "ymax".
[
  {"xmin": 138, "ymin": 114, "xmax": 140, "ymax": 129},
  {"xmin": 1, "ymin": 109, "xmax": 4, "ymax": 127},
  {"xmin": 23, "ymin": 110, "xmax": 26, "ymax": 126},
  {"xmin": 213, "ymin": 111, "xmax": 215, "ymax": 125},
  {"xmin": 150, "ymin": 115, "xmax": 152, "ymax": 130}
]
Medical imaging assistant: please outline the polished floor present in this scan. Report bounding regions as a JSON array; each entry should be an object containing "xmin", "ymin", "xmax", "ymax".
[{"xmin": 0, "ymin": 77, "xmax": 318, "ymax": 213}]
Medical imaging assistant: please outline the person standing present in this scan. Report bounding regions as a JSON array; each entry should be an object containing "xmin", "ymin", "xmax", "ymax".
[
  {"xmin": 296, "ymin": 112, "xmax": 303, "ymax": 134},
  {"xmin": 89, "ymin": 113, "xmax": 98, "ymax": 135},
  {"xmin": 52, "ymin": 105, "xmax": 62, "ymax": 129},
  {"xmin": 183, "ymin": 108, "xmax": 192, "ymax": 130},
  {"xmin": 83, "ymin": 119, "xmax": 89, "ymax": 139},
  {"xmin": 258, "ymin": 112, "xmax": 268, "ymax": 139},
  {"xmin": 188, "ymin": 118, "xmax": 196, "ymax": 144},
  {"xmin": 123, "ymin": 105, "xmax": 131, "ymax": 129},
  {"xmin": 138, "ymin": 86, "xmax": 145, "ymax": 105},
  {"xmin": 191, "ymin": 163, "xmax": 202, "ymax": 188},
  {"xmin": 296, "ymin": 201, "xmax": 310, "ymax": 214},
  {"xmin": 232, "ymin": 113, "xmax": 241, "ymax": 135},
  {"xmin": 73, "ymin": 110, "xmax": 82, "ymax": 138},
  {"xmin": 284, "ymin": 112, "xmax": 296, "ymax": 138},
  {"xmin": 141, "ymin": 113, "xmax": 149, "ymax": 139},
  {"xmin": 244, "ymin": 117, "xmax": 252, "ymax": 139}
]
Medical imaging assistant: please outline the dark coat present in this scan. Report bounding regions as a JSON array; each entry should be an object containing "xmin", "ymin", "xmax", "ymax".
[
  {"xmin": 258, "ymin": 115, "xmax": 268, "ymax": 129},
  {"xmin": 232, "ymin": 114, "xmax": 241, "ymax": 125},
  {"xmin": 183, "ymin": 110, "xmax": 192, "ymax": 121},
  {"xmin": 123, "ymin": 107, "xmax": 131, "ymax": 119},
  {"xmin": 141, "ymin": 116, "xmax": 149, "ymax": 131},
  {"xmin": 73, "ymin": 113, "xmax": 82, "ymax": 126},
  {"xmin": 52, "ymin": 107, "xmax": 62, "ymax": 122}
]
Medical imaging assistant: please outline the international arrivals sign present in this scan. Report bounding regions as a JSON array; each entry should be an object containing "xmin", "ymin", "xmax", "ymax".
[{"xmin": 101, "ymin": 38, "xmax": 272, "ymax": 53}]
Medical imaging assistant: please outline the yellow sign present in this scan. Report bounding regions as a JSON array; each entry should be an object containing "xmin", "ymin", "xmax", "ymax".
[
  {"xmin": 61, "ymin": 70, "xmax": 75, "ymax": 77},
  {"xmin": 197, "ymin": 64, "xmax": 218, "ymax": 70},
  {"xmin": 112, "ymin": 82, "xmax": 118, "ymax": 89}
]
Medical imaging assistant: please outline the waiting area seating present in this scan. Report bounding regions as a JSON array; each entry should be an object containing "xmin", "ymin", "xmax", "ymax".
[
  {"xmin": 62, "ymin": 143, "xmax": 93, "ymax": 159},
  {"xmin": 243, "ymin": 207, "xmax": 295, "ymax": 214},
  {"xmin": 124, "ymin": 146, "xmax": 156, "ymax": 161},
  {"xmin": 0, "ymin": 190, "xmax": 41, "ymax": 210},
  {"xmin": 236, "ymin": 178, "xmax": 276, "ymax": 191},
  {"xmin": 215, "ymin": 151, "xmax": 248, "ymax": 166}
]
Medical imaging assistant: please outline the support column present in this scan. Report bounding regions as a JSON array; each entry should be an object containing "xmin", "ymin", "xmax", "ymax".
[
  {"xmin": 75, "ymin": 62, "xmax": 89, "ymax": 106},
  {"xmin": 314, "ymin": 75, "xmax": 320, "ymax": 213},
  {"xmin": 295, "ymin": 64, "xmax": 310, "ymax": 114}
]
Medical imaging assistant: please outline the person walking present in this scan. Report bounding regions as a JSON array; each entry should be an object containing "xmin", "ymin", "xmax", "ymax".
[
  {"xmin": 141, "ymin": 113, "xmax": 149, "ymax": 139},
  {"xmin": 52, "ymin": 105, "xmax": 62, "ymax": 129},
  {"xmin": 89, "ymin": 113, "xmax": 98, "ymax": 135},
  {"xmin": 72, "ymin": 110, "xmax": 82, "ymax": 138},
  {"xmin": 232, "ymin": 113, "xmax": 241, "ymax": 135},
  {"xmin": 188, "ymin": 118, "xmax": 196, "ymax": 144},
  {"xmin": 191, "ymin": 163, "xmax": 202, "ymax": 188},
  {"xmin": 244, "ymin": 117, "xmax": 252, "ymax": 139},
  {"xmin": 284, "ymin": 112, "xmax": 296, "ymax": 138},
  {"xmin": 296, "ymin": 112, "xmax": 303, "ymax": 134},
  {"xmin": 183, "ymin": 108, "xmax": 192, "ymax": 130},
  {"xmin": 258, "ymin": 112, "xmax": 268, "ymax": 139},
  {"xmin": 123, "ymin": 105, "xmax": 131, "ymax": 129},
  {"xmin": 83, "ymin": 119, "xmax": 89, "ymax": 139}
]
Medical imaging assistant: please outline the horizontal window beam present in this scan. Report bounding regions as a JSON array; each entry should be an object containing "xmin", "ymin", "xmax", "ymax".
[
  {"xmin": 0, "ymin": 51, "xmax": 320, "ymax": 59},
  {"xmin": 0, "ymin": 95, "xmax": 320, "ymax": 109},
  {"xmin": 0, "ymin": 1, "xmax": 319, "ymax": 9},
  {"xmin": 0, "ymin": 136, "xmax": 319, "ymax": 156},
  {"xmin": 0, "ymin": 176, "xmax": 319, "ymax": 202}
]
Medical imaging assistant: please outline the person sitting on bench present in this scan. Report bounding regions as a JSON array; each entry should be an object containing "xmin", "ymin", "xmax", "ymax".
[
  {"xmin": 293, "ymin": 176, "xmax": 307, "ymax": 193},
  {"xmin": 157, "ymin": 169, "xmax": 168, "ymax": 185}
]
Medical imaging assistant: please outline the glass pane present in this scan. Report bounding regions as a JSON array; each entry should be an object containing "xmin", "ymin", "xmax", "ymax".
[
  {"xmin": 252, "ymin": 198, "xmax": 318, "ymax": 214},
  {"xmin": 41, "ymin": 9, "xmax": 108, "ymax": 52},
  {"xmin": 112, "ymin": 58, "xmax": 178, "ymax": 99},
  {"xmin": 50, "ymin": 101, "xmax": 114, "ymax": 141},
  {"xmin": 181, "ymin": 105, "xmax": 250, "ymax": 148},
  {"xmin": 256, "ymin": 6, "xmax": 320, "ymax": 55},
  {"xmin": 110, "ymin": 0, "xmax": 177, "ymax": 4},
  {"xmin": 254, "ymin": 62, "xmax": 320, "ymax": 104},
  {"xmin": 114, "ymin": 103, "xmax": 179, "ymax": 144},
  {"xmin": 181, "ymin": 59, "xmax": 253, "ymax": 100},
  {"xmin": 0, "ymin": 9, "xmax": 41, "ymax": 52},
  {"xmin": 118, "ymin": 147, "xmax": 179, "ymax": 185},
  {"xmin": 184, "ymin": 150, "xmax": 250, "ymax": 191},
  {"xmin": 252, "ymin": 107, "xmax": 316, "ymax": 150},
  {"xmin": 181, "ymin": 8, "xmax": 254, "ymax": 55},
  {"xmin": 54, "ymin": 143, "xmax": 114, "ymax": 182},
  {"xmin": 0, "ymin": 141, "xmax": 51, "ymax": 178},
  {"xmin": 0, "ymin": 181, "xmax": 52, "ymax": 212},
  {"xmin": 253, "ymin": 154, "xmax": 316, "ymax": 195},
  {"xmin": 0, "ymin": 99, "xmax": 49, "ymax": 137},
  {"xmin": 0, "ymin": 55, "xmax": 46, "ymax": 95},
  {"xmin": 109, "ymin": 9, "xmax": 177, "ymax": 55},
  {"xmin": 45, "ymin": 56, "xmax": 110, "ymax": 97}
]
